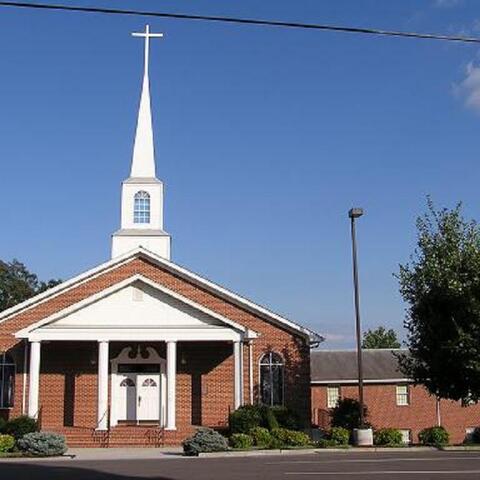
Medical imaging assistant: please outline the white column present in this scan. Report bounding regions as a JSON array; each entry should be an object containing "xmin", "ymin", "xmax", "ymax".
[
  {"xmin": 97, "ymin": 341, "xmax": 109, "ymax": 431},
  {"xmin": 166, "ymin": 341, "xmax": 177, "ymax": 430},
  {"xmin": 27, "ymin": 341, "xmax": 41, "ymax": 419},
  {"xmin": 248, "ymin": 341, "xmax": 254, "ymax": 405},
  {"xmin": 233, "ymin": 341, "xmax": 243, "ymax": 409}
]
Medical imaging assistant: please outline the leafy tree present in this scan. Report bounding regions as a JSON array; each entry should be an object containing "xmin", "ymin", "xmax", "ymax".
[
  {"xmin": 0, "ymin": 259, "xmax": 61, "ymax": 312},
  {"xmin": 362, "ymin": 326, "xmax": 401, "ymax": 349},
  {"xmin": 398, "ymin": 199, "xmax": 480, "ymax": 404},
  {"xmin": 330, "ymin": 398, "xmax": 369, "ymax": 430}
]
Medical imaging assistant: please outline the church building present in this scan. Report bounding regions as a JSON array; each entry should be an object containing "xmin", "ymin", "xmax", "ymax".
[{"xmin": 0, "ymin": 27, "xmax": 320, "ymax": 447}]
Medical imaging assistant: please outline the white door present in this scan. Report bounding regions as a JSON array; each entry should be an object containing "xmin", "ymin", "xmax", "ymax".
[
  {"xmin": 137, "ymin": 374, "xmax": 160, "ymax": 421},
  {"xmin": 117, "ymin": 374, "xmax": 137, "ymax": 422}
]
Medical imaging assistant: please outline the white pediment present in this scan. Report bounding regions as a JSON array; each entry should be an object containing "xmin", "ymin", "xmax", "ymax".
[
  {"xmin": 15, "ymin": 275, "xmax": 256, "ymax": 342},
  {"xmin": 50, "ymin": 281, "xmax": 223, "ymax": 329}
]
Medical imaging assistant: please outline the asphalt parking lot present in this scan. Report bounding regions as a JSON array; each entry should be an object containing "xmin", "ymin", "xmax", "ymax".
[{"xmin": 1, "ymin": 450, "xmax": 480, "ymax": 479}]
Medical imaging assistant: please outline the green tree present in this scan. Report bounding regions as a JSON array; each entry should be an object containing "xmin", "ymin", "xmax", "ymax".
[
  {"xmin": 0, "ymin": 259, "xmax": 61, "ymax": 312},
  {"xmin": 398, "ymin": 199, "xmax": 480, "ymax": 404},
  {"xmin": 362, "ymin": 326, "xmax": 401, "ymax": 349}
]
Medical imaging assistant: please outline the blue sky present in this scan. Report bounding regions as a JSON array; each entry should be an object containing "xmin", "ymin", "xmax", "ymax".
[{"xmin": 1, "ymin": 0, "xmax": 479, "ymax": 348}]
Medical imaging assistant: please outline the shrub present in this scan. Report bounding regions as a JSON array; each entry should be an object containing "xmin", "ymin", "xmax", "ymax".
[
  {"xmin": 330, "ymin": 427, "xmax": 350, "ymax": 446},
  {"xmin": 317, "ymin": 438, "xmax": 347, "ymax": 448},
  {"xmin": 270, "ymin": 406, "xmax": 300, "ymax": 430},
  {"xmin": 271, "ymin": 428, "xmax": 311, "ymax": 447},
  {"xmin": 250, "ymin": 427, "xmax": 272, "ymax": 448},
  {"xmin": 182, "ymin": 428, "xmax": 229, "ymax": 456},
  {"xmin": 0, "ymin": 434, "xmax": 15, "ymax": 453},
  {"xmin": 4, "ymin": 416, "xmax": 38, "ymax": 441},
  {"xmin": 229, "ymin": 405, "xmax": 263, "ymax": 434},
  {"xmin": 330, "ymin": 398, "xmax": 369, "ymax": 431},
  {"xmin": 470, "ymin": 427, "xmax": 480, "ymax": 444},
  {"xmin": 374, "ymin": 428, "xmax": 403, "ymax": 446},
  {"xmin": 0, "ymin": 417, "xmax": 6, "ymax": 433},
  {"xmin": 17, "ymin": 432, "xmax": 67, "ymax": 457},
  {"xmin": 262, "ymin": 406, "xmax": 279, "ymax": 431},
  {"xmin": 418, "ymin": 426, "xmax": 449, "ymax": 447},
  {"xmin": 229, "ymin": 433, "xmax": 253, "ymax": 450}
]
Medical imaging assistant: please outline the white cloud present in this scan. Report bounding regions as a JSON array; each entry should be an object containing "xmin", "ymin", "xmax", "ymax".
[
  {"xmin": 434, "ymin": 0, "xmax": 462, "ymax": 7},
  {"xmin": 454, "ymin": 62, "xmax": 480, "ymax": 112}
]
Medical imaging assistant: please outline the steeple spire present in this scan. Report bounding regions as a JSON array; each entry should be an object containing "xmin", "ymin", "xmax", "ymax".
[
  {"xmin": 130, "ymin": 25, "xmax": 164, "ymax": 178},
  {"xmin": 111, "ymin": 26, "xmax": 171, "ymax": 260}
]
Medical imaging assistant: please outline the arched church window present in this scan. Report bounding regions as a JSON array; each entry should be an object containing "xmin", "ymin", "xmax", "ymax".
[
  {"xmin": 120, "ymin": 378, "xmax": 135, "ymax": 387},
  {"xmin": 142, "ymin": 378, "xmax": 157, "ymax": 387},
  {"xmin": 0, "ymin": 353, "xmax": 15, "ymax": 408},
  {"xmin": 134, "ymin": 191, "xmax": 150, "ymax": 224},
  {"xmin": 259, "ymin": 352, "xmax": 284, "ymax": 407}
]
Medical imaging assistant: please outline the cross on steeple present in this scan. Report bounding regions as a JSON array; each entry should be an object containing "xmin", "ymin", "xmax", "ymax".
[{"xmin": 132, "ymin": 25, "xmax": 164, "ymax": 78}]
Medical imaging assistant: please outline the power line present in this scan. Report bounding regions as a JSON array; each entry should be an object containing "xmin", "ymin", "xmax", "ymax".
[{"xmin": 0, "ymin": 1, "xmax": 480, "ymax": 44}]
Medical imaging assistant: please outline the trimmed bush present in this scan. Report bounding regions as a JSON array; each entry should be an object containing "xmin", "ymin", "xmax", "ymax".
[
  {"xmin": 374, "ymin": 428, "xmax": 403, "ymax": 446},
  {"xmin": 271, "ymin": 428, "xmax": 311, "ymax": 447},
  {"xmin": 270, "ymin": 406, "xmax": 300, "ymax": 430},
  {"xmin": 418, "ymin": 426, "xmax": 449, "ymax": 447},
  {"xmin": 330, "ymin": 427, "xmax": 350, "ymax": 446},
  {"xmin": 182, "ymin": 428, "xmax": 229, "ymax": 456},
  {"xmin": 229, "ymin": 433, "xmax": 253, "ymax": 450},
  {"xmin": 4, "ymin": 416, "xmax": 38, "ymax": 441},
  {"xmin": 250, "ymin": 427, "xmax": 272, "ymax": 448},
  {"xmin": 317, "ymin": 438, "xmax": 346, "ymax": 448},
  {"xmin": 0, "ymin": 434, "xmax": 15, "ymax": 453},
  {"xmin": 330, "ymin": 398, "xmax": 369, "ymax": 431},
  {"xmin": 262, "ymin": 406, "xmax": 279, "ymax": 431},
  {"xmin": 229, "ymin": 405, "xmax": 263, "ymax": 434},
  {"xmin": 17, "ymin": 432, "xmax": 67, "ymax": 457}
]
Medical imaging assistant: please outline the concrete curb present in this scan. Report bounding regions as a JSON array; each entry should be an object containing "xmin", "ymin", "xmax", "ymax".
[
  {"xmin": 197, "ymin": 446, "xmax": 437, "ymax": 458},
  {"xmin": 441, "ymin": 446, "xmax": 480, "ymax": 451}
]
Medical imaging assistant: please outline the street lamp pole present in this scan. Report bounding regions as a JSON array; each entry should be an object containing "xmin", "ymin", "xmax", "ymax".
[{"xmin": 348, "ymin": 207, "xmax": 365, "ymax": 428}]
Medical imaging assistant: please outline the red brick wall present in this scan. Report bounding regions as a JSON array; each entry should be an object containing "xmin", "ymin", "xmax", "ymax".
[
  {"xmin": 0, "ymin": 256, "xmax": 311, "ymax": 433},
  {"xmin": 311, "ymin": 383, "xmax": 480, "ymax": 444}
]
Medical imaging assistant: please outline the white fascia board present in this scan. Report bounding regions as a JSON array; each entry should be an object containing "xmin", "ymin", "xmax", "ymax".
[
  {"xmin": 0, "ymin": 249, "xmax": 139, "ymax": 324},
  {"xmin": 310, "ymin": 378, "xmax": 412, "ymax": 385},
  {"xmin": 15, "ymin": 274, "xmax": 256, "ymax": 339},
  {"xmin": 26, "ymin": 327, "xmax": 242, "ymax": 343},
  {"xmin": 4, "ymin": 245, "xmax": 318, "ymax": 341},
  {"xmin": 134, "ymin": 247, "xmax": 323, "ymax": 342}
]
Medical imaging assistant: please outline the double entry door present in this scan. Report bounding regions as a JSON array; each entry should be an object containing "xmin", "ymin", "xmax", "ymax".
[{"xmin": 116, "ymin": 363, "xmax": 164, "ymax": 424}]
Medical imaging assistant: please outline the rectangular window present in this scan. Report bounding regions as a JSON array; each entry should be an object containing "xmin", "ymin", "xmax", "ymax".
[
  {"xmin": 327, "ymin": 386, "xmax": 340, "ymax": 408},
  {"xmin": 396, "ymin": 385, "xmax": 409, "ymax": 406},
  {"xmin": 0, "ymin": 358, "xmax": 15, "ymax": 409},
  {"xmin": 399, "ymin": 429, "xmax": 411, "ymax": 444}
]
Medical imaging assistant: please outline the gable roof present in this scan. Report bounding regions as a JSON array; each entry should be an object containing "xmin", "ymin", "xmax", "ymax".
[
  {"xmin": 0, "ymin": 247, "xmax": 323, "ymax": 343},
  {"xmin": 310, "ymin": 349, "xmax": 409, "ymax": 384}
]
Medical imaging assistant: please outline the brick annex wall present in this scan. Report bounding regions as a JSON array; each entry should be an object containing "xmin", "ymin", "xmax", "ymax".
[
  {"xmin": 0, "ymin": 256, "xmax": 311, "ymax": 443},
  {"xmin": 311, "ymin": 383, "xmax": 480, "ymax": 444}
]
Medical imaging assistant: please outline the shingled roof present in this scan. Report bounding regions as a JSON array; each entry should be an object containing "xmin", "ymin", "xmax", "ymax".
[{"xmin": 310, "ymin": 349, "xmax": 410, "ymax": 384}]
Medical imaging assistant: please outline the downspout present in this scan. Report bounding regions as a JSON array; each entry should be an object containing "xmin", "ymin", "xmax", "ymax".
[{"xmin": 436, "ymin": 396, "xmax": 442, "ymax": 427}]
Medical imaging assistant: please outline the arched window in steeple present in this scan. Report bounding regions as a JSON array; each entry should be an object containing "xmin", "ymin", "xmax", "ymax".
[{"xmin": 134, "ymin": 191, "xmax": 150, "ymax": 224}]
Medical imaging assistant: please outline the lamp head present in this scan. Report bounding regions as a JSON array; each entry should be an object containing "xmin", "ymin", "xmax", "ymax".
[{"xmin": 348, "ymin": 208, "xmax": 364, "ymax": 219}]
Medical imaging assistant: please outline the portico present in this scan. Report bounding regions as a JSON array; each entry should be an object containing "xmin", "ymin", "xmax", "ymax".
[{"xmin": 16, "ymin": 275, "xmax": 256, "ymax": 432}]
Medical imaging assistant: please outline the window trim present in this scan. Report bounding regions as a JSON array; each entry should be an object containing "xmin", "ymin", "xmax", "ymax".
[
  {"xmin": 133, "ymin": 190, "xmax": 151, "ymax": 224},
  {"xmin": 326, "ymin": 385, "xmax": 341, "ymax": 409},
  {"xmin": 258, "ymin": 352, "xmax": 285, "ymax": 407},
  {"xmin": 396, "ymin": 384, "xmax": 410, "ymax": 406},
  {"xmin": 0, "ymin": 352, "xmax": 15, "ymax": 409}
]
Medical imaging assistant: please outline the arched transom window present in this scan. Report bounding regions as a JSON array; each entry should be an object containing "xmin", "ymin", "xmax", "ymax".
[
  {"xmin": 0, "ymin": 353, "xmax": 15, "ymax": 408},
  {"xmin": 259, "ymin": 352, "xmax": 284, "ymax": 406},
  {"xmin": 134, "ymin": 191, "xmax": 150, "ymax": 224}
]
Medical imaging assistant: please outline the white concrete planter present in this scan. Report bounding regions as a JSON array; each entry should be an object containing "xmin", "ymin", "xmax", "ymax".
[{"xmin": 353, "ymin": 428, "xmax": 373, "ymax": 446}]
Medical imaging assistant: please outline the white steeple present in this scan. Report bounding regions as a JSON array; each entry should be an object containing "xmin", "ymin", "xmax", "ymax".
[
  {"xmin": 130, "ymin": 25, "xmax": 162, "ymax": 178},
  {"xmin": 111, "ymin": 25, "xmax": 171, "ymax": 260}
]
